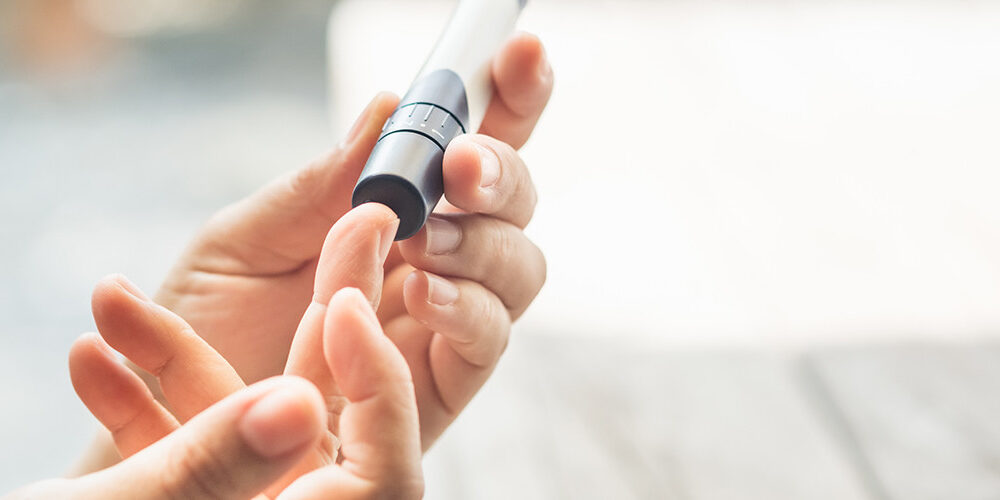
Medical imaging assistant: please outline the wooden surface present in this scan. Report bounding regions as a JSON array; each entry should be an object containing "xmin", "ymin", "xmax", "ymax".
[
  {"xmin": 807, "ymin": 344, "xmax": 1000, "ymax": 500},
  {"xmin": 422, "ymin": 334, "xmax": 1000, "ymax": 500}
]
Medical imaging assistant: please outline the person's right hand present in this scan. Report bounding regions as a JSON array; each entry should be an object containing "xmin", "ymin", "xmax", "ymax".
[{"xmin": 5, "ymin": 280, "xmax": 423, "ymax": 500}]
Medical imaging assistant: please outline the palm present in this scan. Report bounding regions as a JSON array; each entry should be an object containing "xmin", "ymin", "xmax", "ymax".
[{"xmin": 156, "ymin": 266, "xmax": 316, "ymax": 383}]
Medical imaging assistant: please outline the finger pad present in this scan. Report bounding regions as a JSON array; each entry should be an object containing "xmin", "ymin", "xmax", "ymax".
[
  {"xmin": 493, "ymin": 32, "xmax": 550, "ymax": 114},
  {"xmin": 314, "ymin": 203, "xmax": 398, "ymax": 304}
]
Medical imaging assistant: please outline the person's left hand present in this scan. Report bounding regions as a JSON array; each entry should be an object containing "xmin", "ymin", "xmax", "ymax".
[
  {"xmin": 151, "ymin": 33, "xmax": 552, "ymax": 449},
  {"xmin": 69, "ymin": 280, "xmax": 424, "ymax": 498}
]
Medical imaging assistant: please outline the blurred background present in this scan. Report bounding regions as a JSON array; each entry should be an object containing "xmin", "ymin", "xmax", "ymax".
[{"xmin": 2, "ymin": 0, "xmax": 1000, "ymax": 498}]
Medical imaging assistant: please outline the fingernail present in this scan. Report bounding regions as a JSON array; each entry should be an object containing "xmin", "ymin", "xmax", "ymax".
[
  {"xmin": 426, "ymin": 273, "xmax": 459, "ymax": 306},
  {"xmin": 475, "ymin": 143, "xmax": 501, "ymax": 188},
  {"xmin": 378, "ymin": 217, "xmax": 400, "ymax": 261},
  {"xmin": 425, "ymin": 216, "xmax": 462, "ymax": 255},
  {"xmin": 240, "ymin": 389, "xmax": 319, "ymax": 458},
  {"xmin": 115, "ymin": 275, "xmax": 150, "ymax": 302}
]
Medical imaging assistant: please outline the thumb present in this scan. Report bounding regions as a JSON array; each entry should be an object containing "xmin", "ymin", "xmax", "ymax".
[
  {"xmin": 189, "ymin": 92, "xmax": 399, "ymax": 276},
  {"xmin": 82, "ymin": 376, "xmax": 325, "ymax": 500}
]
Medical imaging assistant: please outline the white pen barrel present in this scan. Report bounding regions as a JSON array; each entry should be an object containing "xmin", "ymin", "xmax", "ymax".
[
  {"xmin": 352, "ymin": 0, "xmax": 525, "ymax": 240},
  {"xmin": 418, "ymin": 0, "xmax": 524, "ymax": 132}
]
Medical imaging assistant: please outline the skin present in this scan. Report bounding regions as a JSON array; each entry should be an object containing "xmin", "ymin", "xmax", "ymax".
[
  {"xmin": 3, "ymin": 31, "xmax": 553, "ymax": 498},
  {"xmin": 139, "ymin": 31, "xmax": 553, "ymax": 451},
  {"xmin": 4, "ymin": 284, "xmax": 424, "ymax": 500},
  {"xmin": 72, "ymin": 201, "xmax": 422, "ymax": 496}
]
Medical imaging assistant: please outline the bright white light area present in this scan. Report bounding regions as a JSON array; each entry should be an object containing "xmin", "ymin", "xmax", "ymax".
[{"xmin": 329, "ymin": 0, "xmax": 1000, "ymax": 348}]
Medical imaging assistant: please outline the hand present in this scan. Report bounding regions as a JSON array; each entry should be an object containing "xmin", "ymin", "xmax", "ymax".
[
  {"xmin": 4, "ymin": 376, "xmax": 326, "ymax": 500},
  {"xmin": 152, "ymin": 33, "xmax": 552, "ymax": 448},
  {"xmin": 64, "ymin": 201, "xmax": 421, "ymax": 498},
  {"xmin": 45, "ymin": 278, "xmax": 422, "ymax": 500},
  {"xmin": 5, "ymin": 286, "xmax": 421, "ymax": 499}
]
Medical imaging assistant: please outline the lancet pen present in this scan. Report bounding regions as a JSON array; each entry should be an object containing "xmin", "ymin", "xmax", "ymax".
[{"xmin": 352, "ymin": 0, "xmax": 526, "ymax": 240}]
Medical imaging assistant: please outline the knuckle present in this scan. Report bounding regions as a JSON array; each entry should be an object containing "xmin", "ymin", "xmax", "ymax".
[
  {"xmin": 533, "ymin": 240, "xmax": 548, "ymax": 293},
  {"xmin": 523, "ymin": 172, "xmax": 539, "ymax": 219},
  {"xmin": 159, "ymin": 439, "xmax": 238, "ymax": 500},
  {"xmin": 491, "ymin": 135, "xmax": 518, "ymax": 160},
  {"xmin": 485, "ymin": 299, "xmax": 513, "ymax": 364},
  {"xmin": 489, "ymin": 222, "xmax": 519, "ymax": 274},
  {"xmin": 366, "ymin": 474, "xmax": 424, "ymax": 500},
  {"xmin": 285, "ymin": 165, "xmax": 324, "ymax": 208},
  {"xmin": 495, "ymin": 143, "xmax": 520, "ymax": 187},
  {"xmin": 510, "ymin": 241, "xmax": 546, "ymax": 319},
  {"xmin": 465, "ymin": 295, "xmax": 508, "ymax": 367},
  {"xmin": 496, "ymin": 142, "xmax": 536, "ymax": 224},
  {"xmin": 489, "ymin": 224, "xmax": 522, "ymax": 300},
  {"xmin": 285, "ymin": 156, "xmax": 347, "ymax": 223},
  {"xmin": 475, "ymin": 290, "xmax": 500, "ymax": 328}
]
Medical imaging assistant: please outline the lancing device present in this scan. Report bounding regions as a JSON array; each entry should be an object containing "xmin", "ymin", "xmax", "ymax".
[{"xmin": 352, "ymin": 0, "xmax": 526, "ymax": 240}]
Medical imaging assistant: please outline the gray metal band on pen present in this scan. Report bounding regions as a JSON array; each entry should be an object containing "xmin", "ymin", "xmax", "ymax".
[{"xmin": 352, "ymin": 0, "xmax": 525, "ymax": 240}]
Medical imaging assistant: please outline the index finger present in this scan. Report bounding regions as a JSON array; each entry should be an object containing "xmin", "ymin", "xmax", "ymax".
[{"xmin": 91, "ymin": 275, "xmax": 246, "ymax": 422}]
